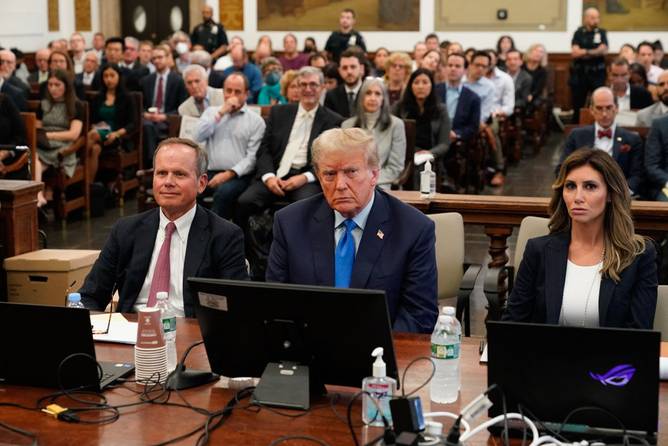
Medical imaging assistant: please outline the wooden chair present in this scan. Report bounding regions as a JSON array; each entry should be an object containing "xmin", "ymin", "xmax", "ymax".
[
  {"xmin": 136, "ymin": 167, "xmax": 157, "ymax": 212},
  {"xmin": 391, "ymin": 119, "xmax": 416, "ymax": 190},
  {"xmin": 167, "ymin": 114, "xmax": 182, "ymax": 138},
  {"xmin": 498, "ymin": 109, "xmax": 523, "ymax": 164},
  {"xmin": 579, "ymin": 108, "xmax": 595, "ymax": 125},
  {"xmin": 97, "ymin": 92, "xmax": 144, "ymax": 205},
  {"xmin": 1, "ymin": 112, "xmax": 38, "ymax": 179},
  {"xmin": 41, "ymin": 101, "xmax": 91, "ymax": 220}
]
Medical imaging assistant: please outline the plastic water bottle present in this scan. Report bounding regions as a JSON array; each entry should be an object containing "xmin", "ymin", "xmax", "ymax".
[
  {"xmin": 420, "ymin": 160, "xmax": 436, "ymax": 198},
  {"xmin": 156, "ymin": 292, "xmax": 177, "ymax": 372},
  {"xmin": 430, "ymin": 307, "xmax": 461, "ymax": 403},
  {"xmin": 66, "ymin": 292, "xmax": 85, "ymax": 309}
]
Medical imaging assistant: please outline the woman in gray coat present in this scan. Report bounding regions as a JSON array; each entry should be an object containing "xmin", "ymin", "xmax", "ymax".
[{"xmin": 342, "ymin": 77, "xmax": 406, "ymax": 188}]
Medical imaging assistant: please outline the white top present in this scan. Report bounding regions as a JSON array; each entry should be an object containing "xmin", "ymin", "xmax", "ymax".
[
  {"xmin": 133, "ymin": 205, "xmax": 197, "ymax": 317},
  {"xmin": 559, "ymin": 260, "xmax": 602, "ymax": 328},
  {"xmin": 616, "ymin": 84, "xmax": 631, "ymax": 112},
  {"xmin": 648, "ymin": 64, "xmax": 663, "ymax": 84}
]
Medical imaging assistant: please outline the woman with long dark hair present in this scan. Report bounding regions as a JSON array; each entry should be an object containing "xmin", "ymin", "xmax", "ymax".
[
  {"xmin": 392, "ymin": 68, "xmax": 450, "ymax": 158},
  {"xmin": 86, "ymin": 64, "xmax": 137, "ymax": 180},
  {"xmin": 504, "ymin": 149, "xmax": 657, "ymax": 328},
  {"xmin": 35, "ymin": 69, "xmax": 85, "ymax": 206},
  {"xmin": 342, "ymin": 77, "xmax": 406, "ymax": 188}
]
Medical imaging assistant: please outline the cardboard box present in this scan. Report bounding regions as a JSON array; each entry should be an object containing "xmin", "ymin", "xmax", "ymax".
[{"xmin": 4, "ymin": 249, "xmax": 100, "ymax": 306}]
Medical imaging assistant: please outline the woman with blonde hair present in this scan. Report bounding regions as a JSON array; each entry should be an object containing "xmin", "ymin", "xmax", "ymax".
[
  {"xmin": 280, "ymin": 70, "xmax": 301, "ymax": 103},
  {"xmin": 384, "ymin": 52, "xmax": 412, "ymax": 105},
  {"xmin": 504, "ymin": 149, "xmax": 657, "ymax": 328},
  {"xmin": 523, "ymin": 43, "xmax": 548, "ymax": 108}
]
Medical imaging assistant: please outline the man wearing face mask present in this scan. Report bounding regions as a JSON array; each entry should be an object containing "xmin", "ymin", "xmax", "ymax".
[
  {"xmin": 191, "ymin": 5, "xmax": 229, "ymax": 60},
  {"xmin": 258, "ymin": 57, "xmax": 285, "ymax": 105},
  {"xmin": 171, "ymin": 31, "xmax": 192, "ymax": 73}
]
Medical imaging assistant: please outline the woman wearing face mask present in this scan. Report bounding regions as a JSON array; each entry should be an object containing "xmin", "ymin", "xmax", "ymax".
[
  {"xmin": 34, "ymin": 69, "xmax": 85, "ymax": 207},
  {"xmin": 171, "ymin": 31, "xmax": 192, "ymax": 73},
  {"xmin": 342, "ymin": 77, "xmax": 406, "ymax": 188},
  {"xmin": 258, "ymin": 57, "xmax": 286, "ymax": 105},
  {"xmin": 504, "ymin": 149, "xmax": 657, "ymax": 329}
]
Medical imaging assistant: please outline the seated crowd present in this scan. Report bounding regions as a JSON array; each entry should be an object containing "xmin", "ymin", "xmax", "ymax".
[{"xmin": 0, "ymin": 6, "xmax": 667, "ymax": 331}]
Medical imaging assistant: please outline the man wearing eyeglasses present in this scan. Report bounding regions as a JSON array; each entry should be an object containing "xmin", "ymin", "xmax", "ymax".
[
  {"xmin": 265, "ymin": 127, "xmax": 438, "ymax": 333},
  {"xmin": 559, "ymin": 87, "xmax": 644, "ymax": 197}
]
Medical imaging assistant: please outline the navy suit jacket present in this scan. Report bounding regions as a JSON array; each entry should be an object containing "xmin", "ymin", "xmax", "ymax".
[
  {"xmin": 503, "ymin": 232, "xmax": 657, "ymax": 329},
  {"xmin": 79, "ymin": 205, "xmax": 248, "ymax": 316},
  {"xmin": 434, "ymin": 83, "xmax": 480, "ymax": 143},
  {"xmin": 1, "ymin": 81, "xmax": 26, "ymax": 112},
  {"xmin": 266, "ymin": 189, "xmax": 439, "ymax": 333},
  {"xmin": 560, "ymin": 125, "xmax": 645, "ymax": 195},
  {"xmin": 140, "ymin": 71, "xmax": 188, "ymax": 114},
  {"xmin": 645, "ymin": 115, "xmax": 668, "ymax": 200}
]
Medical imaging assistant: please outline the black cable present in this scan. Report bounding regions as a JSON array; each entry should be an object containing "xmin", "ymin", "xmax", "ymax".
[
  {"xmin": 400, "ymin": 356, "xmax": 436, "ymax": 397},
  {"xmin": 516, "ymin": 403, "xmax": 569, "ymax": 443},
  {"xmin": 268, "ymin": 435, "xmax": 332, "ymax": 446},
  {"xmin": 195, "ymin": 387, "xmax": 255, "ymax": 446},
  {"xmin": 557, "ymin": 405, "xmax": 627, "ymax": 437},
  {"xmin": 346, "ymin": 390, "xmax": 389, "ymax": 446},
  {"xmin": 0, "ymin": 419, "xmax": 38, "ymax": 446}
]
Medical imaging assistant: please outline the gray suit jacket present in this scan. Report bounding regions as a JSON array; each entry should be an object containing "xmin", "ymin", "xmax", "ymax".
[
  {"xmin": 341, "ymin": 115, "xmax": 406, "ymax": 187},
  {"xmin": 645, "ymin": 115, "xmax": 668, "ymax": 199},
  {"xmin": 178, "ymin": 87, "xmax": 225, "ymax": 118},
  {"xmin": 513, "ymin": 69, "xmax": 532, "ymax": 109},
  {"xmin": 636, "ymin": 102, "xmax": 666, "ymax": 128}
]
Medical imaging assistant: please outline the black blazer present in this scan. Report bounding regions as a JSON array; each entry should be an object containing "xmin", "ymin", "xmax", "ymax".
[
  {"xmin": 254, "ymin": 103, "xmax": 343, "ymax": 178},
  {"xmin": 90, "ymin": 91, "xmax": 138, "ymax": 134},
  {"xmin": 92, "ymin": 63, "xmax": 148, "ymax": 92},
  {"xmin": 645, "ymin": 115, "xmax": 668, "ymax": 200},
  {"xmin": 392, "ymin": 103, "xmax": 451, "ymax": 156},
  {"xmin": 324, "ymin": 84, "xmax": 358, "ymax": 118},
  {"xmin": 1, "ymin": 81, "xmax": 26, "ymax": 112},
  {"xmin": 208, "ymin": 70, "xmax": 225, "ymax": 89},
  {"xmin": 140, "ymin": 71, "xmax": 188, "ymax": 114},
  {"xmin": 630, "ymin": 85, "xmax": 654, "ymax": 110},
  {"xmin": 79, "ymin": 205, "xmax": 248, "ymax": 317},
  {"xmin": 434, "ymin": 83, "xmax": 480, "ymax": 143},
  {"xmin": 560, "ymin": 125, "xmax": 645, "ymax": 195},
  {"xmin": 503, "ymin": 232, "xmax": 657, "ymax": 329}
]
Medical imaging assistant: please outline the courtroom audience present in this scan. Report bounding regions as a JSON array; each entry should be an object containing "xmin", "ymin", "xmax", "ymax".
[
  {"xmin": 222, "ymin": 44, "xmax": 262, "ymax": 103},
  {"xmin": 324, "ymin": 48, "xmax": 364, "ymax": 118},
  {"xmin": 69, "ymin": 33, "xmax": 86, "ymax": 74},
  {"xmin": 524, "ymin": 43, "xmax": 548, "ymax": 110},
  {"xmin": 322, "ymin": 63, "xmax": 342, "ymax": 91},
  {"xmin": 34, "ymin": 69, "xmax": 85, "ymax": 207},
  {"xmin": 412, "ymin": 42, "xmax": 428, "ymax": 71},
  {"xmin": 420, "ymin": 49, "xmax": 441, "ymax": 74},
  {"xmin": 372, "ymin": 47, "xmax": 389, "ymax": 77},
  {"xmin": 76, "ymin": 51, "xmax": 99, "ymax": 87},
  {"xmin": 495, "ymin": 35, "xmax": 516, "ymax": 71},
  {"xmin": 280, "ymin": 70, "xmax": 301, "ymax": 103},
  {"xmin": 252, "ymin": 35, "xmax": 273, "ymax": 66},
  {"xmin": 619, "ymin": 43, "xmax": 636, "ymax": 65},
  {"xmin": 29, "ymin": 48, "xmax": 51, "ymax": 85},
  {"xmin": 279, "ymin": 34, "xmax": 309, "ymax": 71},
  {"xmin": 303, "ymin": 37, "xmax": 317, "ymax": 54},
  {"xmin": 636, "ymin": 70, "xmax": 668, "ymax": 127},
  {"xmin": 325, "ymin": 8, "xmax": 366, "ymax": 63},
  {"xmin": 504, "ymin": 49, "xmax": 532, "ymax": 109},
  {"xmin": 504, "ymin": 149, "xmax": 657, "ymax": 329},
  {"xmin": 86, "ymin": 64, "xmax": 138, "ymax": 180},
  {"xmin": 257, "ymin": 57, "xmax": 285, "ymax": 106},
  {"xmin": 637, "ymin": 41, "xmax": 663, "ymax": 85},
  {"xmin": 629, "ymin": 62, "xmax": 649, "ymax": 89},
  {"xmin": 342, "ymin": 77, "xmax": 406, "ymax": 188},
  {"xmin": 645, "ymin": 115, "xmax": 668, "ymax": 201}
]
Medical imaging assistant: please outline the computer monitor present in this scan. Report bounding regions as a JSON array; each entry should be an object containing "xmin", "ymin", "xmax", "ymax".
[{"xmin": 189, "ymin": 278, "xmax": 399, "ymax": 410}]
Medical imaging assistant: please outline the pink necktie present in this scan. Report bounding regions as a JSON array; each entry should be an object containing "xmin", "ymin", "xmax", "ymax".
[{"xmin": 147, "ymin": 222, "xmax": 176, "ymax": 307}]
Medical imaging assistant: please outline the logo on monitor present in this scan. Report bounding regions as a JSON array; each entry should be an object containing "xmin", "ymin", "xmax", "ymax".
[{"xmin": 589, "ymin": 364, "xmax": 636, "ymax": 387}]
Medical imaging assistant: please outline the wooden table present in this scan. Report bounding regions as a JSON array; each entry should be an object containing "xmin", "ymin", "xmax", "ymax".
[{"xmin": 1, "ymin": 319, "xmax": 667, "ymax": 445}]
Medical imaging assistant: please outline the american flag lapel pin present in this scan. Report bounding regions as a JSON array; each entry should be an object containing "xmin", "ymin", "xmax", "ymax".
[{"xmin": 377, "ymin": 229, "xmax": 384, "ymax": 240}]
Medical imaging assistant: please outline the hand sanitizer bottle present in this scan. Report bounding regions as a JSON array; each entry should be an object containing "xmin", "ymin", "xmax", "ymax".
[
  {"xmin": 420, "ymin": 160, "xmax": 436, "ymax": 198},
  {"xmin": 362, "ymin": 347, "xmax": 396, "ymax": 427}
]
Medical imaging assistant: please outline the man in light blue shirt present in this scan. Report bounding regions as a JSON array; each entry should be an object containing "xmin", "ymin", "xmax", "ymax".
[
  {"xmin": 195, "ymin": 72, "xmax": 266, "ymax": 219},
  {"xmin": 463, "ymin": 51, "xmax": 496, "ymax": 124}
]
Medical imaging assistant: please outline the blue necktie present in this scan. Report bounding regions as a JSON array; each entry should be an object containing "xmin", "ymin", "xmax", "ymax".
[{"xmin": 335, "ymin": 219, "xmax": 357, "ymax": 287}]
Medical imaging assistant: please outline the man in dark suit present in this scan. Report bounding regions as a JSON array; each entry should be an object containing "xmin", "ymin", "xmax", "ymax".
[
  {"xmin": 141, "ymin": 46, "xmax": 188, "ymax": 167},
  {"xmin": 79, "ymin": 138, "xmax": 248, "ymax": 317},
  {"xmin": 609, "ymin": 57, "xmax": 653, "ymax": 111},
  {"xmin": 645, "ymin": 115, "xmax": 668, "ymax": 201},
  {"xmin": 28, "ymin": 48, "xmax": 50, "ymax": 85},
  {"xmin": 266, "ymin": 127, "xmax": 438, "ymax": 333},
  {"xmin": 324, "ymin": 48, "xmax": 364, "ymax": 118},
  {"xmin": 0, "ymin": 76, "xmax": 26, "ymax": 111},
  {"xmin": 236, "ymin": 66, "xmax": 343, "ymax": 227},
  {"xmin": 435, "ymin": 52, "xmax": 481, "ymax": 145},
  {"xmin": 503, "ymin": 49, "xmax": 532, "ymax": 109},
  {"xmin": 90, "ymin": 37, "xmax": 145, "ymax": 92},
  {"xmin": 560, "ymin": 87, "xmax": 644, "ymax": 196}
]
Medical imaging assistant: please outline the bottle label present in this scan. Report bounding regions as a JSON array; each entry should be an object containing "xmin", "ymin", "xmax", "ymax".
[
  {"xmin": 431, "ymin": 343, "xmax": 459, "ymax": 360},
  {"xmin": 162, "ymin": 316, "xmax": 176, "ymax": 334}
]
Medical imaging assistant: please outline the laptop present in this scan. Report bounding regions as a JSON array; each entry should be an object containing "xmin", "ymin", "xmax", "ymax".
[
  {"xmin": 0, "ymin": 302, "xmax": 134, "ymax": 391},
  {"xmin": 487, "ymin": 321, "xmax": 660, "ymax": 442}
]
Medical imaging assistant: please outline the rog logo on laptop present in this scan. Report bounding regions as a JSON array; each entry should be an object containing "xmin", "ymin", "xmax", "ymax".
[{"xmin": 589, "ymin": 364, "xmax": 636, "ymax": 387}]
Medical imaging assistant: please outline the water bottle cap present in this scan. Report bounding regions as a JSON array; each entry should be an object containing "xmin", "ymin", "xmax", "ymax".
[
  {"xmin": 442, "ymin": 306, "xmax": 455, "ymax": 316},
  {"xmin": 156, "ymin": 291, "xmax": 168, "ymax": 301},
  {"xmin": 438, "ymin": 315, "xmax": 450, "ymax": 324},
  {"xmin": 67, "ymin": 292, "xmax": 81, "ymax": 302}
]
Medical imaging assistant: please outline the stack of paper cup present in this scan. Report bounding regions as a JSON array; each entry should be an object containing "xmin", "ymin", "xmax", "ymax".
[{"xmin": 134, "ymin": 307, "xmax": 168, "ymax": 383}]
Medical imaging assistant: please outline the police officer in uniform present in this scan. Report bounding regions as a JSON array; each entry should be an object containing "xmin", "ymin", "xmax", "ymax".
[
  {"xmin": 191, "ymin": 5, "xmax": 229, "ymax": 60},
  {"xmin": 570, "ymin": 7, "xmax": 608, "ymax": 124}
]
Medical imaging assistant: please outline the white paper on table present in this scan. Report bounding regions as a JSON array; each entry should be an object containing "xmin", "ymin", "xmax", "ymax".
[
  {"xmin": 91, "ymin": 313, "xmax": 138, "ymax": 345},
  {"xmin": 479, "ymin": 343, "xmax": 488, "ymax": 363},
  {"xmin": 616, "ymin": 110, "xmax": 638, "ymax": 127},
  {"xmin": 660, "ymin": 357, "xmax": 668, "ymax": 380},
  {"xmin": 414, "ymin": 152, "xmax": 434, "ymax": 166}
]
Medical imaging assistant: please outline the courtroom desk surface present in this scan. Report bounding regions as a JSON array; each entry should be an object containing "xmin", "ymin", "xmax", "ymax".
[{"xmin": 1, "ymin": 318, "xmax": 666, "ymax": 445}]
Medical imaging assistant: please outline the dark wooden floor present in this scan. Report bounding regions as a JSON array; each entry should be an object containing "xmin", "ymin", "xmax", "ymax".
[{"xmin": 43, "ymin": 131, "xmax": 564, "ymax": 336}]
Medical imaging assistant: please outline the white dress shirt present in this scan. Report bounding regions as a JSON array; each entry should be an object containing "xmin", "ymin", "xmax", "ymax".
[
  {"xmin": 82, "ymin": 71, "xmax": 95, "ymax": 86},
  {"xmin": 616, "ymin": 84, "xmax": 631, "ymax": 112},
  {"xmin": 262, "ymin": 103, "xmax": 319, "ymax": 183},
  {"xmin": 488, "ymin": 67, "xmax": 515, "ymax": 116},
  {"xmin": 594, "ymin": 122, "xmax": 616, "ymax": 156},
  {"xmin": 133, "ymin": 204, "xmax": 197, "ymax": 317}
]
